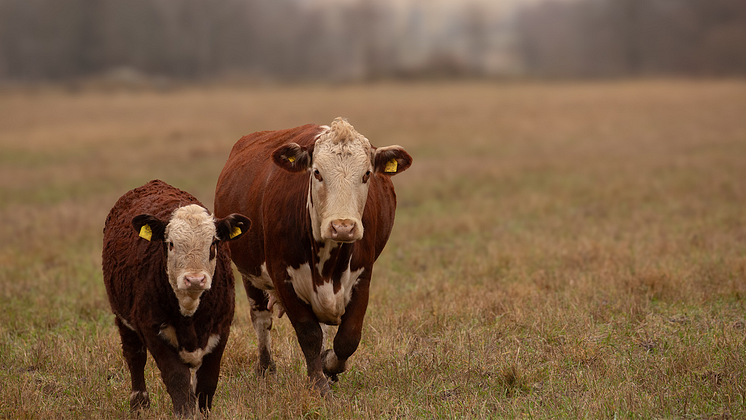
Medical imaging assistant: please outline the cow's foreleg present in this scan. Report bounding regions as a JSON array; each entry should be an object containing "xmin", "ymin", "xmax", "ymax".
[
  {"xmin": 323, "ymin": 273, "xmax": 371, "ymax": 382},
  {"xmin": 145, "ymin": 336, "xmax": 196, "ymax": 417},
  {"xmin": 195, "ymin": 332, "xmax": 228, "ymax": 415},
  {"xmin": 245, "ymin": 280, "xmax": 276, "ymax": 376},
  {"xmin": 276, "ymin": 278, "xmax": 330, "ymax": 396},
  {"xmin": 115, "ymin": 317, "xmax": 150, "ymax": 411}
]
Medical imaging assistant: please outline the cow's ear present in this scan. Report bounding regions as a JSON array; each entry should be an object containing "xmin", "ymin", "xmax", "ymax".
[
  {"xmin": 272, "ymin": 143, "xmax": 313, "ymax": 173},
  {"xmin": 132, "ymin": 214, "xmax": 167, "ymax": 242},
  {"xmin": 373, "ymin": 145, "xmax": 412, "ymax": 176},
  {"xmin": 215, "ymin": 213, "xmax": 251, "ymax": 242}
]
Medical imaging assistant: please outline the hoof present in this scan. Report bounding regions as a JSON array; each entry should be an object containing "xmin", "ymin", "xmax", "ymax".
[
  {"xmin": 255, "ymin": 360, "xmax": 277, "ymax": 378},
  {"xmin": 129, "ymin": 390, "xmax": 150, "ymax": 412},
  {"xmin": 321, "ymin": 349, "xmax": 345, "ymax": 383},
  {"xmin": 311, "ymin": 373, "xmax": 331, "ymax": 397}
]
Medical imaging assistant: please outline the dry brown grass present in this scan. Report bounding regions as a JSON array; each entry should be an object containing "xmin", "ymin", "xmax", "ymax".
[{"xmin": 1, "ymin": 80, "xmax": 745, "ymax": 418}]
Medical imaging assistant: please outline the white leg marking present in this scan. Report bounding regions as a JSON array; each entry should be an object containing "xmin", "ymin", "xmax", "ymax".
[
  {"xmin": 190, "ymin": 367, "xmax": 198, "ymax": 394},
  {"xmin": 321, "ymin": 324, "xmax": 330, "ymax": 350},
  {"xmin": 251, "ymin": 307, "xmax": 273, "ymax": 356},
  {"xmin": 323, "ymin": 349, "xmax": 347, "ymax": 373},
  {"xmin": 130, "ymin": 390, "xmax": 149, "ymax": 400}
]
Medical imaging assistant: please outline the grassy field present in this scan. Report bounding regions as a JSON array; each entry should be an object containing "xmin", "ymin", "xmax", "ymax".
[{"xmin": 0, "ymin": 80, "xmax": 745, "ymax": 419}]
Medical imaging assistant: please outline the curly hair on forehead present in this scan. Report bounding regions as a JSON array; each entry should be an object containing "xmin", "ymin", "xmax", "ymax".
[{"xmin": 320, "ymin": 117, "xmax": 371, "ymax": 149}]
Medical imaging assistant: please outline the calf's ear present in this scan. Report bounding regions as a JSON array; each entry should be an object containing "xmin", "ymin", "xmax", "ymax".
[
  {"xmin": 216, "ymin": 213, "xmax": 251, "ymax": 242},
  {"xmin": 373, "ymin": 145, "xmax": 412, "ymax": 176},
  {"xmin": 132, "ymin": 215, "xmax": 167, "ymax": 242},
  {"xmin": 272, "ymin": 143, "xmax": 314, "ymax": 173}
]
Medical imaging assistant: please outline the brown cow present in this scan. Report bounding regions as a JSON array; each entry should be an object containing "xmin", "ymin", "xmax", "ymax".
[
  {"xmin": 214, "ymin": 118, "xmax": 412, "ymax": 395},
  {"xmin": 102, "ymin": 180, "xmax": 250, "ymax": 416}
]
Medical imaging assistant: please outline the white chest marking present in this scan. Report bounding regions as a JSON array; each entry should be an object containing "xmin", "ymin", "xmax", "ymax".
[
  {"xmin": 179, "ymin": 334, "xmax": 221, "ymax": 368},
  {"xmin": 315, "ymin": 241, "xmax": 339, "ymax": 276},
  {"xmin": 158, "ymin": 324, "xmax": 179, "ymax": 348},
  {"xmin": 286, "ymin": 259, "xmax": 364, "ymax": 325}
]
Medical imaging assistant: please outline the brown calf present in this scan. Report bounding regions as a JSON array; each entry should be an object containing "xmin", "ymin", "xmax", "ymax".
[
  {"xmin": 214, "ymin": 118, "xmax": 412, "ymax": 395},
  {"xmin": 102, "ymin": 180, "xmax": 250, "ymax": 416}
]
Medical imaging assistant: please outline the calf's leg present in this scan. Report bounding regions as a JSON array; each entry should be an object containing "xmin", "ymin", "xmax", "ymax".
[
  {"xmin": 195, "ymin": 333, "xmax": 228, "ymax": 414},
  {"xmin": 115, "ymin": 317, "xmax": 150, "ymax": 411},
  {"xmin": 146, "ymin": 337, "xmax": 195, "ymax": 417}
]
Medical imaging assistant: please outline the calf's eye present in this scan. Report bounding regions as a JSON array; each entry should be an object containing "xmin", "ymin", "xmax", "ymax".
[
  {"xmin": 168, "ymin": 242, "xmax": 174, "ymax": 251},
  {"xmin": 209, "ymin": 242, "xmax": 217, "ymax": 260},
  {"xmin": 313, "ymin": 169, "xmax": 323, "ymax": 182},
  {"xmin": 362, "ymin": 170, "xmax": 371, "ymax": 184}
]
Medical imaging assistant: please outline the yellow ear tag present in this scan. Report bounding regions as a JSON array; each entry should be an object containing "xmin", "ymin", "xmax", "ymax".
[
  {"xmin": 230, "ymin": 226, "xmax": 242, "ymax": 239},
  {"xmin": 139, "ymin": 224, "xmax": 153, "ymax": 241},
  {"xmin": 384, "ymin": 158, "xmax": 398, "ymax": 173},
  {"xmin": 287, "ymin": 156, "xmax": 296, "ymax": 163}
]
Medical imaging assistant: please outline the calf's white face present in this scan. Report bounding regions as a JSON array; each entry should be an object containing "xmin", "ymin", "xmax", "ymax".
[
  {"xmin": 164, "ymin": 205, "xmax": 219, "ymax": 294},
  {"xmin": 132, "ymin": 204, "xmax": 250, "ymax": 316},
  {"xmin": 272, "ymin": 117, "xmax": 413, "ymax": 244}
]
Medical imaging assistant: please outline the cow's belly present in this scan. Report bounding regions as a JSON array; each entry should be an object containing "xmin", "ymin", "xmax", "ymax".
[{"xmin": 286, "ymin": 263, "xmax": 364, "ymax": 325}]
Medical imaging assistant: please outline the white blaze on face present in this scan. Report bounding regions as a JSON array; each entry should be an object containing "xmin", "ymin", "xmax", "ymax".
[
  {"xmin": 309, "ymin": 119, "xmax": 373, "ymax": 243},
  {"xmin": 165, "ymin": 204, "xmax": 219, "ymax": 316}
]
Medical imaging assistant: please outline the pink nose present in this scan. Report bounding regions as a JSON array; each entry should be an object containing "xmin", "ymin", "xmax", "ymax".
[
  {"xmin": 330, "ymin": 219, "xmax": 357, "ymax": 242},
  {"xmin": 184, "ymin": 274, "xmax": 207, "ymax": 289}
]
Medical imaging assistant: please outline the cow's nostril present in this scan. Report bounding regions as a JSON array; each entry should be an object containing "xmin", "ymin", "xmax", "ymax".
[
  {"xmin": 330, "ymin": 219, "xmax": 357, "ymax": 241},
  {"xmin": 185, "ymin": 274, "xmax": 206, "ymax": 288}
]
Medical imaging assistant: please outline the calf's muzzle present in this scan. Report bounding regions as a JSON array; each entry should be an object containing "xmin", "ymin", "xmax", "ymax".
[{"xmin": 182, "ymin": 273, "xmax": 209, "ymax": 290}]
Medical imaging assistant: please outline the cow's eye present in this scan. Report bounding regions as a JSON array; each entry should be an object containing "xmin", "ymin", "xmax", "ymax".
[
  {"xmin": 313, "ymin": 169, "xmax": 323, "ymax": 182},
  {"xmin": 209, "ymin": 241, "xmax": 217, "ymax": 260},
  {"xmin": 168, "ymin": 241, "xmax": 174, "ymax": 251},
  {"xmin": 362, "ymin": 170, "xmax": 371, "ymax": 184}
]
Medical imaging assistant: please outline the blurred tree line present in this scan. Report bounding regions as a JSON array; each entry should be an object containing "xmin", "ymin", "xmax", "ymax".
[
  {"xmin": 0, "ymin": 0, "xmax": 744, "ymax": 82},
  {"xmin": 518, "ymin": 0, "xmax": 746, "ymax": 77},
  {"xmin": 0, "ymin": 0, "xmax": 511, "ymax": 81}
]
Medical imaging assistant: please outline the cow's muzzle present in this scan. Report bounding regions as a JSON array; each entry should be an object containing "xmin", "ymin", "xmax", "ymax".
[{"xmin": 328, "ymin": 219, "xmax": 360, "ymax": 242}]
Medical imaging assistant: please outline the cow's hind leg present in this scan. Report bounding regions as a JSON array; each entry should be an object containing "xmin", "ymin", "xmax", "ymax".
[
  {"xmin": 323, "ymin": 274, "xmax": 371, "ymax": 382},
  {"xmin": 115, "ymin": 317, "xmax": 150, "ymax": 411},
  {"xmin": 245, "ymin": 279, "xmax": 276, "ymax": 376}
]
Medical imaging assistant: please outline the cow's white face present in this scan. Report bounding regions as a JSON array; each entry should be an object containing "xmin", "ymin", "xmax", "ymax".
[
  {"xmin": 272, "ymin": 117, "xmax": 413, "ymax": 244},
  {"xmin": 308, "ymin": 122, "xmax": 373, "ymax": 242},
  {"xmin": 132, "ymin": 205, "xmax": 250, "ymax": 316}
]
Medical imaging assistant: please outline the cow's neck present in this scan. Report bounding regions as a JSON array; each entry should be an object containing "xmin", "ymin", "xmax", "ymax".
[
  {"xmin": 312, "ymin": 240, "xmax": 353, "ymax": 280},
  {"xmin": 304, "ymin": 175, "xmax": 355, "ymax": 284}
]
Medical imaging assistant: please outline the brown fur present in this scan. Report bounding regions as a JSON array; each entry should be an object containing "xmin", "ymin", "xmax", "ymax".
[
  {"xmin": 214, "ymin": 122, "xmax": 411, "ymax": 395},
  {"xmin": 103, "ymin": 180, "xmax": 244, "ymax": 416}
]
